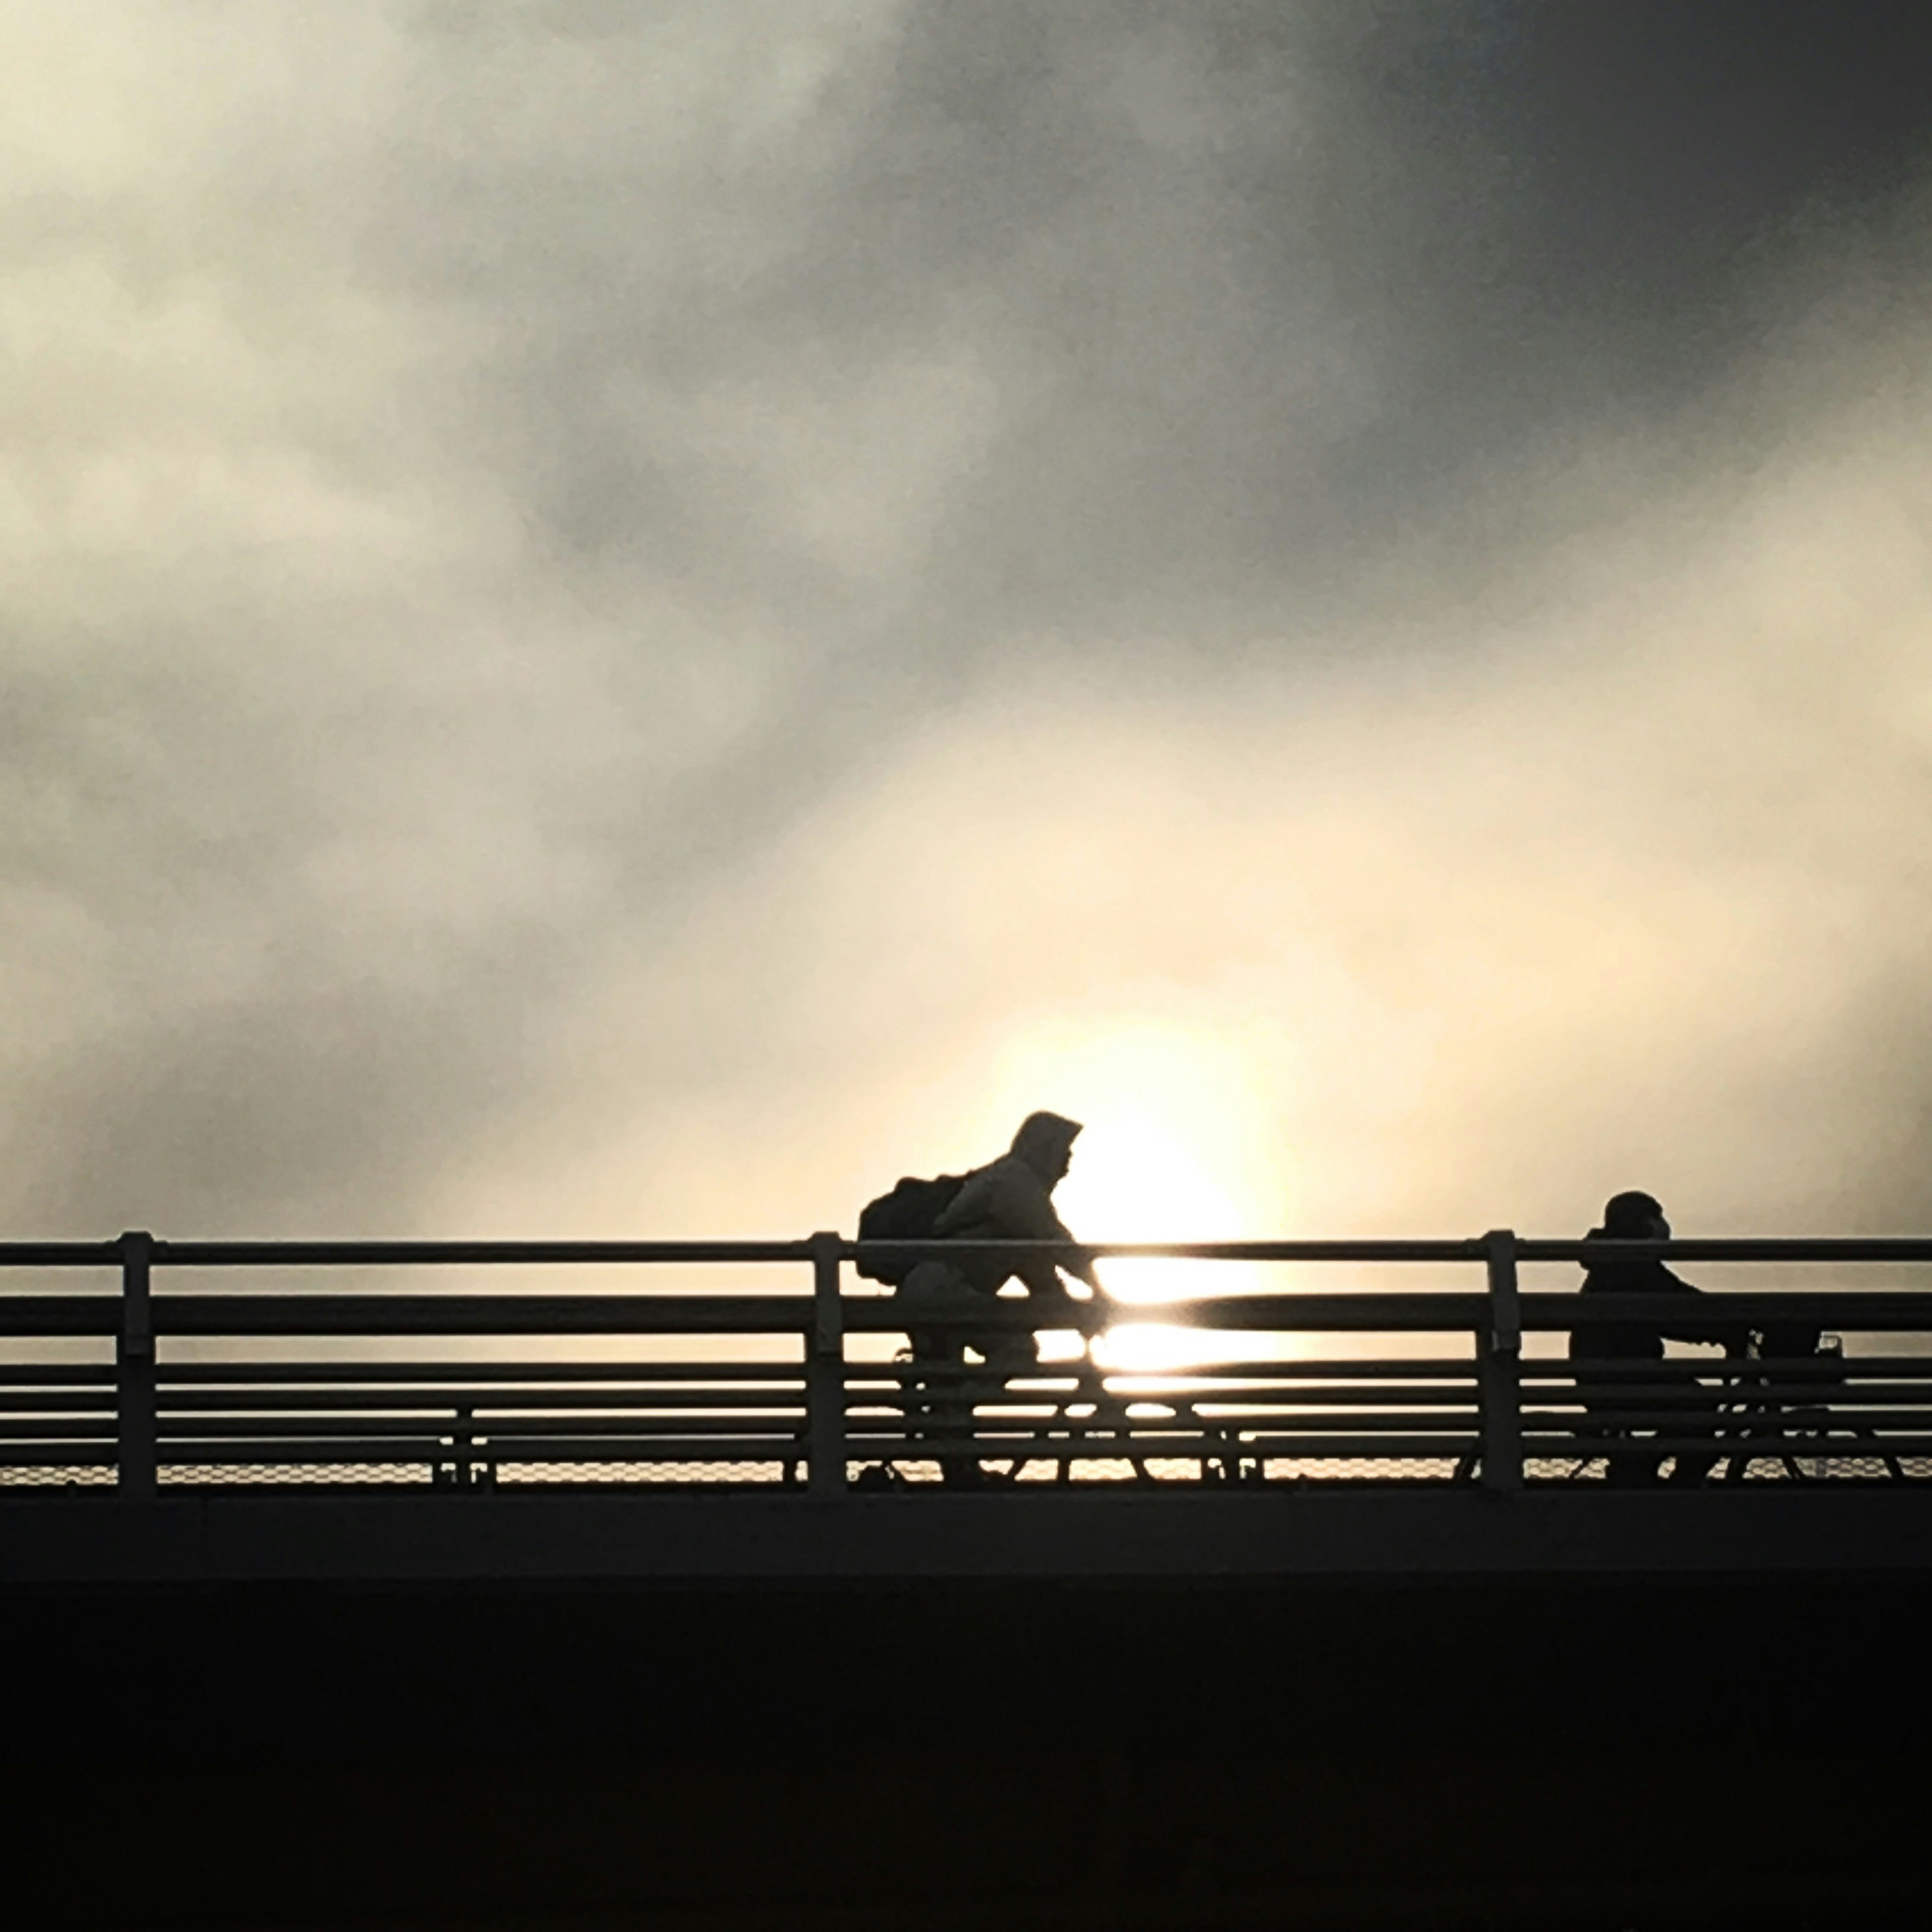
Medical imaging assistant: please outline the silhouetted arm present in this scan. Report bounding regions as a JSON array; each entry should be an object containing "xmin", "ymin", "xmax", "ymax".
[{"xmin": 1654, "ymin": 1268, "xmax": 1748, "ymax": 1351}]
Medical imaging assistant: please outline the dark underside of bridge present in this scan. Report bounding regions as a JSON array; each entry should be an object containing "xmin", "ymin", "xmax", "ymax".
[{"xmin": 6, "ymin": 1488, "xmax": 1931, "ymax": 1930}]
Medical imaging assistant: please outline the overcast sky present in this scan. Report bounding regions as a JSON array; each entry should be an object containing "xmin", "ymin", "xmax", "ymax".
[{"xmin": 7, "ymin": 1, "xmax": 1932, "ymax": 1253}]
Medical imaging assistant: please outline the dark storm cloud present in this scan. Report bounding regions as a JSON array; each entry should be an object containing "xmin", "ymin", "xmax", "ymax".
[
  {"xmin": 5, "ymin": 2, "xmax": 1932, "ymax": 1238},
  {"xmin": 378, "ymin": 3, "xmax": 1932, "ymax": 625},
  {"xmin": 668, "ymin": 0, "xmax": 1932, "ymax": 633}
]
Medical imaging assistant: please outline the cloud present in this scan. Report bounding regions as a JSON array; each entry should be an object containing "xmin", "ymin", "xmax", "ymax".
[
  {"xmin": 4, "ymin": 2, "xmax": 1932, "ymax": 1248},
  {"xmin": 454, "ymin": 278, "xmax": 1932, "ymax": 1253}
]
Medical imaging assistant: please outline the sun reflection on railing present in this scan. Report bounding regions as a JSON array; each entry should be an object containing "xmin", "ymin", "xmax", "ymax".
[{"xmin": 1091, "ymin": 1321, "xmax": 1308, "ymax": 1372}]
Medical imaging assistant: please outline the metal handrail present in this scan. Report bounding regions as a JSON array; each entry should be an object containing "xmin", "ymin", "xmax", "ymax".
[
  {"xmin": 5, "ymin": 1228, "xmax": 1932, "ymax": 1499},
  {"xmin": 11, "ymin": 1233, "xmax": 1932, "ymax": 1269}
]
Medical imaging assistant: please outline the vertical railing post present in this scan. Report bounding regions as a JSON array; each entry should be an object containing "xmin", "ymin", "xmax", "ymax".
[
  {"xmin": 1478, "ymin": 1228, "xmax": 1522, "ymax": 1492},
  {"xmin": 116, "ymin": 1229, "xmax": 157, "ymax": 1501},
  {"xmin": 453, "ymin": 1406, "xmax": 476, "ymax": 1490},
  {"xmin": 807, "ymin": 1231, "xmax": 846, "ymax": 1497}
]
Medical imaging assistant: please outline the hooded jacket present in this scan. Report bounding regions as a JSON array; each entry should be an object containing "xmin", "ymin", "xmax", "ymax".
[{"xmin": 933, "ymin": 1112, "xmax": 1095, "ymax": 1300}]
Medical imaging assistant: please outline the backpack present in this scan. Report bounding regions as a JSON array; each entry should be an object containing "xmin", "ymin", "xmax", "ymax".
[{"xmin": 856, "ymin": 1173, "xmax": 969, "ymax": 1284}]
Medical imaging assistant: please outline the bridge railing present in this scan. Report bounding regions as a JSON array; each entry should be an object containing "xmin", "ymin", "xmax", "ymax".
[{"xmin": 3, "ymin": 1233, "xmax": 1931, "ymax": 1494}]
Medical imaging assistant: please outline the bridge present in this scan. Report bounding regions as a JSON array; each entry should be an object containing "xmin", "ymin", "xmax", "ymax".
[
  {"xmin": 6, "ymin": 1233, "xmax": 1932, "ymax": 1926},
  {"xmin": 4, "ymin": 1229, "xmax": 1932, "ymax": 1576}
]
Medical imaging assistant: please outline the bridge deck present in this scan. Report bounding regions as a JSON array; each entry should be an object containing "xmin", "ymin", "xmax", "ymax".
[{"xmin": 7, "ymin": 1482, "xmax": 1932, "ymax": 1587}]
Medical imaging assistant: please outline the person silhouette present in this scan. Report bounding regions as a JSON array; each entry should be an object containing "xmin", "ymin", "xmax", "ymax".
[
  {"xmin": 1569, "ymin": 1190, "xmax": 1746, "ymax": 1486},
  {"xmin": 896, "ymin": 1112, "xmax": 1109, "ymax": 1486}
]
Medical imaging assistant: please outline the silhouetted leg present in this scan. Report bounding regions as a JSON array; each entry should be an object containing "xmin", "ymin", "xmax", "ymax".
[
  {"xmin": 1666, "ymin": 1381, "xmax": 1724, "ymax": 1485},
  {"xmin": 1574, "ymin": 1358, "xmax": 1659, "ymax": 1485},
  {"xmin": 902, "ymin": 1328, "xmax": 971, "ymax": 1480},
  {"xmin": 896, "ymin": 1262, "xmax": 984, "ymax": 1486},
  {"xmin": 964, "ymin": 1328, "xmax": 1040, "ymax": 1485}
]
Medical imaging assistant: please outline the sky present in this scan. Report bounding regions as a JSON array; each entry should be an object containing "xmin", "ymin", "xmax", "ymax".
[{"xmin": 8, "ymin": 1, "xmax": 1932, "ymax": 1266}]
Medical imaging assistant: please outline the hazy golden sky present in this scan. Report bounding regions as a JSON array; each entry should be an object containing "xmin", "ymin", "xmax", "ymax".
[{"xmin": 7, "ymin": 3, "xmax": 1932, "ymax": 1250}]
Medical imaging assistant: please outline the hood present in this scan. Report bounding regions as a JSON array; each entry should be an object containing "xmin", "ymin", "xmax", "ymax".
[{"xmin": 1009, "ymin": 1110, "xmax": 1083, "ymax": 1177}]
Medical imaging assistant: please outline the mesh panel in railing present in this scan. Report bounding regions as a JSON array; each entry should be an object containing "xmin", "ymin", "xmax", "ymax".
[
  {"xmin": 495, "ymin": 1461, "xmax": 797, "ymax": 1486},
  {"xmin": 162, "ymin": 1463, "xmax": 432, "ymax": 1487},
  {"xmin": 0, "ymin": 1464, "xmax": 117, "ymax": 1487}
]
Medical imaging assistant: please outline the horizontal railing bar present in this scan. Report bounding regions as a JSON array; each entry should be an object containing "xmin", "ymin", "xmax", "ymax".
[
  {"xmin": 865, "ymin": 1417, "xmax": 1478, "ymax": 1439},
  {"xmin": 160, "ymin": 1413, "xmax": 809, "ymax": 1440},
  {"xmin": 122, "ymin": 1240, "xmax": 816, "ymax": 1267},
  {"xmin": 878, "ymin": 1356, "xmax": 1484, "ymax": 1376},
  {"xmin": 857, "ymin": 1239, "xmax": 1488, "ymax": 1265},
  {"xmin": 1519, "ymin": 1409, "xmax": 1932, "ymax": 1433},
  {"xmin": 983, "ymin": 1411, "xmax": 1472, "ymax": 1435},
  {"xmin": 1521, "ymin": 1386, "xmax": 1932, "ymax": 1408},
  {"xmin": 1522, "ymin": 1414, "xmax": 1916, "ymax": 1434},
  {"xmin": 128, "ymin": 1360, "xmax": 1924, "ymax": 1391},
  {"xmin": 153, "ymin": 1426, "xmax": 1460, "ymax": 1456},
  {"xmin": 1522, "ymin": 1437, "xmax": 1932, "ymax": 1453},
  {"xmin": 864, "ymin": 1237, "xmax": 1932, "ymax": 1264},
  {"xmin": 846, "ymin": 1360, "xmax": 1483, "ymax": 1384},
  {"xmin": 1517, "ymin": 1358, "xmax": 1930, "ymax": 1380},
  {"xmin": 855, "ymin": 1291, "xmax": 1932, "ymax": 1332},
  {"xmin": 0, "ymin": 1393, "xmax": 118, "ymax": 1413},
  {"xmin": 1523, "ymin": 1446, "xmax": 1930, "ymax": 1466},
  {"xmin": 0, "ymin": 1293, "xmax": 1901, "ymax": 1345},
  {"xmin": 156, "ymin": 1390, "xmax": 808, "ymax": 1414},
  {"xmin": 0, "ymin": 1300, "xmax": 121, "ymax": 1336},
  {"xmin": 7, "ymin": 1236, "xmax": 1932, "ymax": 1274},
  {"xmin": 848, "ymin": 1418, "xmax": 1474, "ymax": 1440},
  {"xmin": 479, "ymin": 1442, "xmax": 805, "ymax": 1463},
  {"xmin": 8, "ymin": 1287, "xmax": 1931, "ymax": 1337},
  {"xmin": 1523, "ymin": 1428, "xmax": 1932, "ymax": 1449},
  {"xmin": 900, "ymin": 1236, "xmax": 1932, "ymax": 1265},
  {"xmin": 0, "ymin": 1291, "xmax": 1611, "ymax": 1339},
  {"xmin": 150, "ymin": 1450, "xmax": 444, "ymax": 1469},
  {"xmin": 160, "ymin": 1415, "xmax": 807, "ymax": 1434},
  {"xmin": 149, "ymin": 1297, "xmax": 815, "ymax": 1336},
  {"xmin": 846, "ymin": 1435, "xmax": 1475, "ymax": 1459},
  {"xmin": 844, "ymin": 1368, "xmax": 1131, "ymax": 1387},
  {"xmin": 155, "ymin": 1361, "xmax": 808, "ymax": 1384},
  {"xmin": 0, "ymin": 1246, "xmax": 121, "ymax": 1267},
  {"xmin": 849, "ymin": 1394, "xmax": 1479, "ymax": 1412},
  {"xmin": 1520, "ymin": 1293, "xmax": 1932, "ymax": 1329},
  {"xmin": 0, "ymin": 1238, "xmax": 1481, "ymax": 1268},
  {"xmin": 1521, "ymin": 1380, "xmax": 1881, "ymax": 1399},
  {"xmin": 1717, "ymin": 1385, "xmax": 1932, "ymax": 1403},
  {"xmin": 841, "ymin": 1295, "xmax": 1492, "ymax": 1333},
  {"xmin": 844, "ymin": 1388, "xmax": 1485, "ymax": 1411},
  {"xmin": 152, "ymin": 1438, "xmax": 805, "ymax": 1465},
  {"xmin": 1188, "ymin": 1416, "xmax": 1474, "ymax": 1435}
]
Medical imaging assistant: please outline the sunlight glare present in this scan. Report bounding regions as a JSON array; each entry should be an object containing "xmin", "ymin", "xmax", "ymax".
[
  {"xmin": 975, "ymin": 1022, "xmax": 1295, "ymax": 1372},
  {"xmin": 1056, "ymin": 1110, "xmax": 1262, "ymax": 1303}
]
